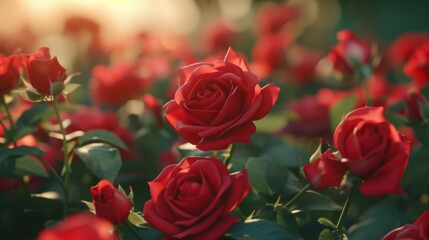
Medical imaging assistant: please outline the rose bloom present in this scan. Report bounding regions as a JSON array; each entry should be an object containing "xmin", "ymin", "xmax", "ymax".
[
  {"xmin": 37, "ymin": 213, "xmax": 120, "ymax": 240},
  {"xmin": 382, "ymin": 211, "xmax": 429, "ymax": 239},
  {"xmin": 278, "ymin": 95, "xmax": 331, "ymax": 140},
  {"xmin": 303, "ymin": 149, "xmax": 347, "ymax": 190},
  {"xmin": 404, "ymin": 88, "xmax": 428, "ymax": 122},
  {"xmin": 90, "ymin": 61, "xmax": 153, "ymax": 106},
  {"xmin": 90, "ymin": 179, "xmax": 132, "ymax": 225},
  {"xmin": 328, "ymin": 30, "xmax": 371, "ymax": 74},
  {"xmin": 0, "ymin": 53, "xmax": 20, "ymax": 95},
  {"xmin": 27, "ymin": 47, "xmax": 67, "ymax": 95},
  {"xmin": 200, "ymin": 19, "xmax": 238, "ymax": 54},
  {"xmin": 334, "ymin": 106, "xmax": 410, "ymax": 196},
  {"xmin": 254, "ymin": 2, "xmax": 298, "ymax": 35},
  {"xmin": 252, "ymin": 34, "xmax": 290, "ymax": 75},
  {"xmin": 404, "ymin": 42, "xmax": 429, "ymax": 87},
  {"xmin": 387, "ymin": 32, "xmax": 429, "ymax": 67},
  {"xmin": 164, "ymin": 48, "xmax": 279, "ymax": 151},
  {"xmin": 143, "ymin": 157, "xmax": 251, "ymax": 240}
]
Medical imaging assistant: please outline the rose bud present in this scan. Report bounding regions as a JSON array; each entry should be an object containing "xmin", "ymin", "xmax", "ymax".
[
  {"xmin": 164, "ymin": 47, "xmax": 279, "ymax": 151},
  {"xmin": 404, "ymin": 42, "xmax": 429, "ymax": 88},
  {"xmin": 90, "ymin": 179, "xmax": 132, "ymax": 225},
  {"xmin": 0, "ymin": 54, "xmax": 20, "ymax": 96},
  {"xmin": 143, "ymin": 157, "xmax": 251, "ymax": 240},
  {"xmin": 27, "ymin": 47, "xmax": 67, "ymax": 95},
  {"xmin": 328, "ymin": 30, "xmax": 371, "ymax": 74},
  {"xmin": 37, "ymin": 213, "xmax": 120, "ymax": 240},
  {"xmin": 382, "ymin": 211, "xmax": 429, "ymax": 240},
  {"xmin": 405, "ymin": 88, "xmax": 428, "ymax": 122},
  {"xmin": 334, "ymin": 106, "xmax": 410, "ymax": 196},
  {"xmin": 303, "ymin": 149, "xmax": 347, "ymax": 190}
]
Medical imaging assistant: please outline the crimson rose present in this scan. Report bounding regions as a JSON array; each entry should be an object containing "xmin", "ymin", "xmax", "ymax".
[
  {"xmin": 334, "ymin": 106, "xmax": 410, "ymax": 196},
  {"xmin": 143, "ymin": 157, "xmax": 251, "ymax": 240},
  {"xmin": 382, "ymin": 211, "xmax": 429, "ymax": 239},
  {"xmin": 164, "ymin": 48, "xmax": 279, "ymax": 151},
  {"xmin": 37, "ymin": 213, "xmax": 120, "ymax": 240},
  {"xmin": 27, "ymin": 47, "xmax": 67, "ymax": 95},
  {"xmin": 303, "ymin": 149, "xmax": 347, "ymax": 190},
  {"xmin": 90, "ymin": 179, "xmax": 132, "ymax": 225}
]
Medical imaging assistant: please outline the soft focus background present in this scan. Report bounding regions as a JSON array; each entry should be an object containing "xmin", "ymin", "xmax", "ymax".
[{"xmin": 2, "ymin": 0, "xmax": 429, "ymax": 239}]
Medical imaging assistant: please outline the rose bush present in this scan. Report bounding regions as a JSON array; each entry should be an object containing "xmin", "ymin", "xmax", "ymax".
[
  {"xmin": 333, "ymin": 106, "xmax": 410, "ymax": 196},
  {"xmin": 143, "ymin": 157, "xmax": 251, "ymax": 240},
  {"xmin": 164, "ymin": 48, "xmax": 279, "ymax": 151}
]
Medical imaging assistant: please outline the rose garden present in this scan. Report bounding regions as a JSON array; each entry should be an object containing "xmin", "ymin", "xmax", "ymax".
[{"xmin": 0, "ymin": 1, "xmax": 429, "ymax": 240}]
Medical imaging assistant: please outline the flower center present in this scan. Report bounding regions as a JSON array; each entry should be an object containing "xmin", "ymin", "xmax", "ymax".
[{"xmin": 179, "ymin": 181, "xmax": 201, "ymax": 197}]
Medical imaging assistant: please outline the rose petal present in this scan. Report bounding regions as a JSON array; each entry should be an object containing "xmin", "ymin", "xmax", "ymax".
[
  {"xmin": 251, "ymin": 83, "xmax": 280, "ymax": 120},
  {"xmin": 143, "ymin": 200, "xmax": 182, "ymax": 236},
  {"xmin": 224, "ymin": 47, "xmax": 250, "ymax": 72},
  {"xmin": 223, "ymin": 170, "xmax": 252, "ymax": 213}
]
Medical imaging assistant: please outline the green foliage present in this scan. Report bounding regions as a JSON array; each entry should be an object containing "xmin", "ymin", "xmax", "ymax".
[
  {"xmin": 329, "ymin": 96, "xmax": 358, "ymax": 132},
  {"xmin": 227, "ymin": 219, "xmax": 303, "ymax": 240},
  {"xmin": 74, "ymin": 143, "xmax": 122, "ymax": 182},
  {"xmin": 289, "ymin": 191, "xmax": 342, "ymax": 213},
  {"xmin": 78, "ymin": 129, "xmax": 128, "ymax": 150},
  {"xmin": 14, "ymin": 156, "xmax": 48, "ymax": 177}
]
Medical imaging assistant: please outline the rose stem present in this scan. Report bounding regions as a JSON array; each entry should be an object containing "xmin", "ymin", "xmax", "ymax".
[
  {"xmin": 1, "ymin": 95, "xmax": 16, "ymax": 146},
  {"xmin": 124, "ymin": 220, "xmax": 144, "ymax": 240},
  {"xmin": 284, "ymin": 183, "xmax": 311, "ymax": 209},
  {"xmin": 335, "ymin": 183, "xmax": 358, "ymax": 232},
  {"xmin": 363, "ymin": 81, "xmax": 372, "ymax": 106},
  {"xmin": 52, "ymin": 95, "xmax": 70, "ymax": 217},
  {"xmin": 360, "ymin": 65, "xmax": 372, "ymax": 106},
  {"xmin": 223, "ymin": 143, "xmax": 235, "ymax": 168}
]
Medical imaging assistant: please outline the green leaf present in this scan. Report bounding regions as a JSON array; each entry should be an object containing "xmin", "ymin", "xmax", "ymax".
[
  {"xmin": 62, "ymin": 83, "xmax": 81, "ymax": 95},
  {"xmin": 318, "ymin": 218, "xmax": 337, "ymax": 229},
  {"xmin": 0, "ymin": 146, "xmax": 44, "ymax": 163},
  {"xmin": 16, "ymin": 103, "xmax": 49, "ymax": 127},
  {"xmin": 74, "ymin": 143, "xmax": 122, "ymax": 182},
  {"xmin": 246, "ymin": 157, "xmax": 293, "ymax": 200},
  {"xmin": 81, "ymin": 200, "xmax": 96, "ymax": 213},
  {"xmin": 318, "ymin": 229, "xmax": 335, "ymax": 240},
  {"xmin": 128, "ymin": 210, "xmax": 147, "ymax": 227},
  {"xmin": 329, "ymin": 96, "xmax": 358, "ymax": 132},
  {"xmin": 276, "ymin": 206, "xmax": 299, "ymax": 232},
  {"xmin": 309, "ymin": 140, "xmax": 323, "ymax": 163},
  {"xmin": 14, "ymin": 156, "xmax": 48, "ymax": 177},
  {"xmin": 78, "ymin": 130, "xmax": 128, "ymax": 150},
  {"xmin": 264, "ymin": 142, "xmax": 309, "ymax": 168},
  {"xmin": 227, "ymin": 219, "xmax": 303, "ymax": 240},
  {"xmin": 289, "ymin": 191, "xmax": 342, "ymax": 213}
]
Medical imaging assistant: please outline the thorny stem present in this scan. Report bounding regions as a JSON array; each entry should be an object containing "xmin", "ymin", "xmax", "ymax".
[{"xmin": 223, "ymin": 143, "xmax": 235, "ymax": 168}]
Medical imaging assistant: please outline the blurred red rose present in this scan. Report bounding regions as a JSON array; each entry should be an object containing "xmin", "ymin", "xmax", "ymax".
[
  {"xmin": 201, "ymin": 19, "xmax": 238, "ymax": 54},
  {"xmin": 90, "ymin": 179, "xmax": 132, "ymax": 225},
  {"xmin": 0, "ymin": 53, "xmax": 20, "ymax": 95},
  {"xmin": 382, "ymin": 211, "xmax": 429, "ymax": 240},
  {"xmin": 90, "ymin": 61, "xmax": 153, "ymax": 106},
  {"xmin": 254, "ymin": 3, "xmax": 298, "ymax": 35},
  {"xmin": 252, "ymin": 34, "xmax": 290, "ymax": 75},
  {"xmin": 143, "ymin": 157, "xmax": 251, "ymax": 240},
  {"xmin": 334, "ymin": 106, "xmax": 410, "ymax": 196},
  {"xmin": 388, "ymin": 32, "xmax": 429, "ymax": 67},
  {"xmin": 405, "ymin": 88, "xmax": 428, "ymax": 122},
  {"xmin": 37, "ymin": 213, "xmax": 120, "ymax": 240},
  {"xmin": 164, "ymin": 48, "xmax": 279, "ymax": 151},
  {"xmin": 27, "ymin": 47, "xmax": 67, "ymax": 95},
  {"xmin": 328, "ymin": 30, "xmax": 371, "ymax": 74},
  {"xmin": 404, "ymin": 42, "xmax": 429, "ymax": 87},
  {"xmin": 286, "ymin": 46, "xmax": 323, "ymax": 85},
  {"xmin": 278, "ymin": 95, "xmax": 331, "ymax": 139},
  {"xmin": 303, "ymin": 149, "xmax": 347, "ymax": 190}
]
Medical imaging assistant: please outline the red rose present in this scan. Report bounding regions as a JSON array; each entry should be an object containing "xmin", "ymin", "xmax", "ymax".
[
  {"xmin": 90, "ymin": 179, "xmax": 132, "ymax": 225},
  {"xmin": 286, "ymin": 46, "xmax": 323, "ymax": 85},
  {"xmin": 328, "ymin": 30, "xmax": 371, "ymax": 74},
  {"xmin": 90, "ymin": 61, "xmax": 153, "ymax": 106},
  {"xmin": 0, "ymin": 54, "xmax": 20, "ymax": 95},
  {"xmin": 303, "ymin": 149, "xmax": 347, "ymax": 190},
  {"xmin": 278, "ymin": 95, "xmax": 331, "ymax": 139},
  {"xmin": 334, "ymin": 106, "xmax": 410, "ymax": 196},
  {"xmin": 27, "ymin": 47, "xmax": 67, "ymax": 95},
  {"xmin": 37, "ymin": 213, "xmax": 120, "ymax": 240},
  {"xmin": 143, "ymin": 94, "xmax": 163, "ymax": 127},
  {"xmin": 254, "ymin": 3, "xmax": 298, "ymax": 35},
  {"xmin": 143, "ymin": 157, "xmax": 251, "ymax": 240},
  {"xmin": 164, "ymin": 48, "xmax": 279, "ymax": 151},
  {"xmin": 404, "ymin": 42, "xmax": 429, "ymax": 87},
  {"xmin": 405, "ymin": 88, "xmax": 428, "ymax": 122},
  {"xmin": 201, "ymin": 19, "xmax": 238, "ymax": 53},
  {"xmin": 382, "ymin": 211, "xmax": 429, "ymax": 240},
  {"xmin": 387, "ymin": 32, "xmax": 429, "ymax": 67},
  {"xmin": 252, "ymin": 34, "xmax": 290, "ymax": 74}
]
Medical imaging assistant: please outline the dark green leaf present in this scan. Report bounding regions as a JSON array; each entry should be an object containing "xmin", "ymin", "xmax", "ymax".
[
  {"xmin": 227, "ymin": 219, "xmax": 303, "ymax": 240},
  {"xmin": 276, "ymin": 206, "xmax": 299, "ymax": 232},
  {"xmin": 0, "ymin": 146, "xmax": 44, "ymax": 164},
  {"xmin": 74, "ymin": 143, "xmax": 122, "ymax": 182},
  {"xmin": 16, "ymin": 103, "xmax": 49, "ymax": 127},
  {"xmin": 318, "ymin": 229, "xmax": 335, "ymax": 240},
  {"xmin": 289, "ymin": 191, "xmax": 342, "ymax": 213},
  {"xmin": 14, "ymin": 156, "xmax": 48, "ymax": 177},
  {"xmin": 78, "ymin": 130, "xmax": 128, "ymax": 150},
  {"xmin": 318, "ymin": 218, "xmax": 337, "ymax": 229}
]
